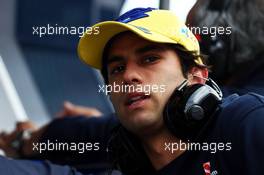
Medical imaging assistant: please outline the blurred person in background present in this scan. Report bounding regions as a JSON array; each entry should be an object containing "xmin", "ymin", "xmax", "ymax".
[{"xmin": 187, "ymin": 0, "xmax": 264, "ymax": 96}]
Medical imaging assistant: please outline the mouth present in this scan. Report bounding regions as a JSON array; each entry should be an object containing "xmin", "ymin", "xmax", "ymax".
[{"xmin": 124, "ymin": 93, "xmax": 151, "ymax": 109}]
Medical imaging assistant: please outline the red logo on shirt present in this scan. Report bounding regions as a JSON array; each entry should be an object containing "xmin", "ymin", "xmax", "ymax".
[{"xmin": 203, "ymin": 162, "xmax": 211, "ymax": 175}]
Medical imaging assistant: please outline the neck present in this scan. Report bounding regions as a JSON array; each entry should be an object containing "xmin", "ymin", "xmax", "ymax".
[{"xmin": 141, "ymin": 128, "xmax": 186, "ymax": 170}]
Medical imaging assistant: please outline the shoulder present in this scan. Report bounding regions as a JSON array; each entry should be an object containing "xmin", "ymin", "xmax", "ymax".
[
  {"xmin": 219, "ymin": 92, "xmax": 264, "ymax": 121},
  {"xmin": 215, "ymin": 93, "xmax": 264, "ymax": 139},
  {"xmin": 212, "ymin": 93, "xmax": 264, "ymax": 174}
]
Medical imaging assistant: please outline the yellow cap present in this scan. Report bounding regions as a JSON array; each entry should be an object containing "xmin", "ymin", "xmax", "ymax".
[{"xmin": 78, "ymin": 8, "xmax": 202, "ymax": 70}]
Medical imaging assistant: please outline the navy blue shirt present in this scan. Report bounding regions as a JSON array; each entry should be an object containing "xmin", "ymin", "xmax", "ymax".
[
  {"xmin": 221, "ymin": 58, "xmax": 264, "ymax": 97},
  {"xmin": 0, "ymin": 93, "xmax": 264, "ymax": 175},
  {"xmin": 157, "ymin": 93, "xmax": 264, "ymax": 175}
]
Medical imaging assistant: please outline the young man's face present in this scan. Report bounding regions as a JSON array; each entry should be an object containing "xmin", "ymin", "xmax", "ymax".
[{"xmin": 106, "ymin": 32, "xmax": 187, "ymax": 135}]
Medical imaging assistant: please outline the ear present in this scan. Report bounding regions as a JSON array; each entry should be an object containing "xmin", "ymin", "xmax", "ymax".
[{"xmin": 188, "ymin": 67, "xmax": 208, "ymax": 84}]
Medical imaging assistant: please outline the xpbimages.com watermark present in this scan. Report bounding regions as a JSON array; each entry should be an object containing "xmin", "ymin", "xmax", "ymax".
[
  {"xmin": 186, "ymin": 25, "xmax": 232, "ymax": 38},
  {"xmin": 98, "ymin": 82, "xmax": 167, "ymax": 95},
  {"xmin": 32, "ymin": 24, "xmax": 100, "ymax": 37},
  {"xmin": 165, "ymin": 140, "xmax": 232, "ymax": 154},
  {"xmin": 32, "ymin": 23, "xmax": 231, "ymax": 38},
  {"xmin": 32, "ymin": 140, "xmax": 100, "ymax": 154}
]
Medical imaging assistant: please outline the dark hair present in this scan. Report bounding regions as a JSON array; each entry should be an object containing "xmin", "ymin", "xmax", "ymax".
[
  {"xmin": 187, "ymin": 0, "xmax": 264, "ymax": 81},
  {"xmin": 101, "ymin": 32, "xmax": 209, "ymax": 84}
]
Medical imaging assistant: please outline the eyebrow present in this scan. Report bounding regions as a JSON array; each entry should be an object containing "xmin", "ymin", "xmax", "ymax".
[
  {"xmin": 135, "ymin": 44, "xmax": 167, "ymax": 54},
  {"xmin": 107, "ymin": 56, "xmax": 125, "ymax": 65},
  {"xmin": 106, "ymin": 44, "xmax": 167, "ymax": 65}
]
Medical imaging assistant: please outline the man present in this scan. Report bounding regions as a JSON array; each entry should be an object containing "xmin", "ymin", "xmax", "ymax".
[
  {"xmin": 0, "ymin": 7, "xmax": 264, "ymax": 175},
  {"xmin": 77, "ymin": 7, "xmax": 264, "ymax": 175}
]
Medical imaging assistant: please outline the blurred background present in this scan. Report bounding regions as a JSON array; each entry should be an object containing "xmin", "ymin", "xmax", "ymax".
[{"xmin": 0, "ymin": 0, "xmax": 196, "ymax": 132}]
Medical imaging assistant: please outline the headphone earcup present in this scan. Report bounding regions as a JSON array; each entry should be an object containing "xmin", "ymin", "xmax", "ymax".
[
  {"xmin": 208, "ymin": 0, "xmax": 230, "ymax": 12},
  {"xmin": 163, "ymin": 84, "xmax": 221, "ymax": 141}
]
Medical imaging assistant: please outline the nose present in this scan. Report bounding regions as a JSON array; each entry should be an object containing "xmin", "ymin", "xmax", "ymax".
[{"xmin": 122, "ymin": 61, "xmax": 142, "ymax": 85}]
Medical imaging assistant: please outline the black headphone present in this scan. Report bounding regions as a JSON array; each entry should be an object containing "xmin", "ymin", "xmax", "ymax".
[
  {"xmin": 163, "ymin": 77, "xmax": 222, "ymax": 142},
  {"xmin": 207, "ymin": 0, "xmax": 231, "ymax": 12},
  {"xmin": 196, "ymin": 0, "xmax": 237, "ymax": 82}
]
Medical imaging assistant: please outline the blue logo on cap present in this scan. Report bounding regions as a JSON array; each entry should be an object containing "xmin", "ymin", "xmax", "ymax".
[
  {"xmin": 181, "ymin": 27, "xmax": 189, "ymax": 38},
  {"xmin": 116, "ymin": 7, "xmax": 156, "ymax": 23}
]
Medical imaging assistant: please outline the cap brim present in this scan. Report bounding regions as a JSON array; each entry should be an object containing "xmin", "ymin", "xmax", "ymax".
[{"xmin": 78, "ymin": 21, "xmax": 177, "ymax": 70}]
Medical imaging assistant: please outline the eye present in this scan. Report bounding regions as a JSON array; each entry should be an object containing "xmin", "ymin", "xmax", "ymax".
[
  {"xmin": 142, "ymin": 55, "xmax": 160, "ymax": 64},
  {"xmin": 109, "ymin": 65, "xmax": 125, "ymax": 75}
]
